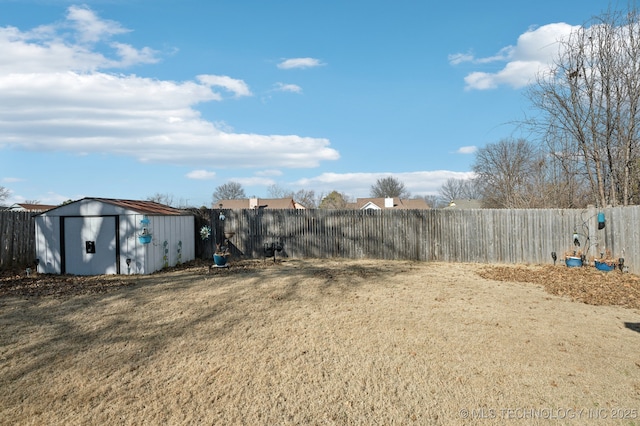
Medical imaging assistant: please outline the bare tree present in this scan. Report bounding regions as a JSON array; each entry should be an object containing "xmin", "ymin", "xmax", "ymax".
[
  {"xmin": 212, "ymin": 181, "xmax": 246, "ymax": 205},
  {"xmin": 421, "ymin": 195, "xmax": 442, "ymax": 209},
  {"xmin": 438, "ymin": 178, "xmax": 481, "ymax": 204},
  {"xmin": 147, "ymin": 193, "xmax": 175, "ymax": 206},
  {"xmin": 526, "ymin": 5, "xmax": 640, "ymax": 206},
  {"xmin": 267, "ymin": 184, "xmax": 318, "ymax": 208},
  {"xmin": 472, "ymin": 138, "xmax": 546, "ymax": 208},
  {"xmin": 292, "ymin": 189, "xmax": 317, "ymax": 209},
  {"xmin": 266, "ymin": 184, "xmax": 289, "ymax": 199},
  {"xmin": 540, "ymin": 132, "xmax": 592, "ymax": 207},
  {"xmin": 370, "ymin": 176, "xmax": 410, "ymax": 198},
  {"xmin": 0, "ymin": 186, "xmax": 10, "ymax": 204}
]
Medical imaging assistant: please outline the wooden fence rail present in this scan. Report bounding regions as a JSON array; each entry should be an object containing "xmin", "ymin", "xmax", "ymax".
[{"xmin": 3, "ymin": 206, "xmax": 640, "ymax": 273}]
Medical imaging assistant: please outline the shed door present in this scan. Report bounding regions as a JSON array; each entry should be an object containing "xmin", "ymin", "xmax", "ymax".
[{"xmin": 64, "ymin": 216, "xmax": 118, "ymax": 275}]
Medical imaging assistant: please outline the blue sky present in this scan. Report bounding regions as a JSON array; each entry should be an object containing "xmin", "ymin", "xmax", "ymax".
[{"xmin": 0, "ymin": 0, "xmax": 609, "ymax": 207}]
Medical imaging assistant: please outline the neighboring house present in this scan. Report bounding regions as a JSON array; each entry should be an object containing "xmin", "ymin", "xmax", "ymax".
[
  {"xmin": 35, "ymin": 197, "xmax": 195, "ymax": 275},
  {"xmin": 346, "ymin": 197, "xmax": 430, "ymax": 210},
  {"xmin": 215, "ymin": 198, "xmax": 305, "ymax": 209},
  {"xmin": 445, "ymin": 199, "xmax": 483, "ymax": 209},
  {"xmin": 5, "ymin": 203, "xmax": 57, "ymax": 212}
]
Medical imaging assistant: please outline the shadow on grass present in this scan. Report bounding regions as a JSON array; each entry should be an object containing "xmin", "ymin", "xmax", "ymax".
[
  {"xmin": 624, "ymin": 322, "xmax": 640, "ymax": 333},
  {"xmin": 0, "ymin": 259, "xmax": 397, "ymax": 387}
]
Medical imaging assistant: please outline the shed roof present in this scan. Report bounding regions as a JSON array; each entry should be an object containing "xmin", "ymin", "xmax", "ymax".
[
  {"xmin": 90, "ymin": 198, "xmax": 185, "ymax": 215},
  {"xmin": 37, "ymin": 197, "xmax": 185, "ymax": 216}
]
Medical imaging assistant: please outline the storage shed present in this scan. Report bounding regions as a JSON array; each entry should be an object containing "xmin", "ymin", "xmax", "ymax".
[{"xmin": 35, "ymin": 198, "xmax": 195, "ymax": 275}]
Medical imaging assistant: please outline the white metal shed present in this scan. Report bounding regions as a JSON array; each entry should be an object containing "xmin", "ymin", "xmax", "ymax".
[{"xmin": 34, "ymin": 197, "xmax": 195, "ymax": 275}]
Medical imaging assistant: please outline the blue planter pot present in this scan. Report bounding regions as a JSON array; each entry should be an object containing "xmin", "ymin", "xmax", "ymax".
[
  {"xmin": 138, "ymin": 235, "xmax": 152, "ymax": 244},
  {"xmin": 595, "ymin": 260, "xmax": 615, "ymax": 272},
  {"xmin": 213, "ymin": 254, "xmax": 228, "ymax": 266},
  {"xmin": 565, "ymin": 256, "xmax": 583, "ymax": 267}
]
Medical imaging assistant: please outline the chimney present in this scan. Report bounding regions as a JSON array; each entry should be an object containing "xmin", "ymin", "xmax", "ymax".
[
  {"xmin": 250, "ymin": 197, "xmax": 258, "ymax": 209},
  {"xmin": 384, "ymin": 197, "xmax": 394, "ymax": 208}
]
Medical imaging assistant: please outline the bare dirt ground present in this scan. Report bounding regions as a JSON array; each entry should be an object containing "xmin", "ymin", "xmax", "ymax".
[{"xmin": 2, "ymin": 259, "xmax": 640, "ymax": 425}]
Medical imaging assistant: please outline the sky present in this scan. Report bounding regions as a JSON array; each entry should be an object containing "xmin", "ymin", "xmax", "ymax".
[{"xmin": 0, "ymin": 0, "xmax": 614, "ymax": 207}]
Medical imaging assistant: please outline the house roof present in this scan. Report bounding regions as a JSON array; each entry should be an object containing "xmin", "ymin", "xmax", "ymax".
[
  {"xmin": 216, "ymin": 198, "xmax": 301, "ymax": 209},
  {"xmin": 6, "ymin": 203, "xmax": 57, "ymax": 212},
  {"xmin": 37, "ymin": 197, "xmax": 185, "ymax": 216},
  {"xmin": 401, "ymin": 198, "xmax": 431, "ymax": 209},
  {"xmin": 445, "ymin": 199, "xmax": 483, "ymax": 209},
  {"xmin": 346, "ymin": 197, "xmax": 430, "ymax": 210}
]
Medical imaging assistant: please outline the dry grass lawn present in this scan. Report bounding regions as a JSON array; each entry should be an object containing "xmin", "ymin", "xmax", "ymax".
[{"xmin": 2, "ymin": 259, "xmax": 640, "ymax": 425}]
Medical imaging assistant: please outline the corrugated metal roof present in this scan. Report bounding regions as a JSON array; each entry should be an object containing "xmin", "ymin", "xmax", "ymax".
[{"xmin": 89, "ymin": 198, "xmax": 186, "ymax": 215}]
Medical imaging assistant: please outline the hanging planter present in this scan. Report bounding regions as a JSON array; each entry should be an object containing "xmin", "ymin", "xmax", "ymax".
[
  {"xmin": 138, "ymin": 234, "xmax": 152, "ymax": 244},
  {"xmin": 138, "ymin": 215, "xmax": 152, "ymax": 244}
]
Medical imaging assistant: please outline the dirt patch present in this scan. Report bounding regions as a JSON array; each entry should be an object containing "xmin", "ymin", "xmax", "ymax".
[{"xmin": 2, "ymin": 259, "xmax": 640, "ymax": 425}]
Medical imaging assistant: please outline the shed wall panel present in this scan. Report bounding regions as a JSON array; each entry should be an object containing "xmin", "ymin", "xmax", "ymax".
[{"xmin": 35, "ymin": 216, "xmax": 61, "ymax": 274}]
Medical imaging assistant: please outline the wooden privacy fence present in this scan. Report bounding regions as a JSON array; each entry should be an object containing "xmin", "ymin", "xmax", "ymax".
[
  {"xmin": 0, "ymin": 211, "xmax": 34, "ymax": 269},
  {"xmin": 193, "ymin": 206, "xmax": 640, "ymax": 274},
  {"xmin": 3, "ymin": 206, "xmax": 640, "ymax": 273}
]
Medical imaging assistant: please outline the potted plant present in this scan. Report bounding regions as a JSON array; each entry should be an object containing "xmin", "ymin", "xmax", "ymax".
[
  {"xmin": 213, "ymin": 243, "xmax": 230, "ymax": 267},
  {"xmin": 593, "ymin": 250, "xmax": 618, "ymax": 272},
  {"xmin": 564, "ymin": 249, "xmax": 583, "ymax": 267}
]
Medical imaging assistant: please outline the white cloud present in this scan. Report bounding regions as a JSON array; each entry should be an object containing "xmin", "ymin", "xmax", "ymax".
[
  {"xmin": 7, "ymin": 190, "xmax": 72, "ymax": 206},
  {"xmin": 255, "ymin": 169, "xmax": 283, "ymax": 177},
  {"xmin": 0, "ymin": 6, "xmax": 159, "ymax": 74},
  {"xmin": 186, "ymin": 170, "xmax": 216, "ymax": 180},
  {"xmin": 234, "ymin": 176, "xmax": 277, "ymax": 187},
  {"xmin": 295, "ymin": 171, "xmax": 476, "ymax": 198},
  {"xmin": 451, "ymin": 22, "xmax": 578, "ymax": 90},
  {"xmin": 456, "ymin": 146, "xmax": 477, "ymax": 154},
  {"xmin": 197, "ymin": 74, "xmax": 252, "ymax": 98},
  {"xmin": 0, "ymin": 7, "xmax": 339, "ymax": 170},
  {"xmin": 66, "ymin": 5, "xmax": 129, "ymax": 44},
  {"xmin": 277, "ymin": 57, "xmax": 324, "ymax": 69},
  {"xmin": 110, "ymin": 42, "xmax": 159, "ymax": 67},
  {"xmin": 2, "ymin": 177, "xmax": 23, "ymax": 183},
  {"xmin": 273, "ymin": 82, "xmax": 302, "ymax": 93},
  {"xmin": 448, "ymin": 52, "xmax": 474, "ymax": 65}
]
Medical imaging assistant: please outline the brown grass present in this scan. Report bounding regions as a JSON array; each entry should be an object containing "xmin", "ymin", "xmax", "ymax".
[{"xmin": 2, "ymin": 259, "xmax": 640, "ymax": 425}]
